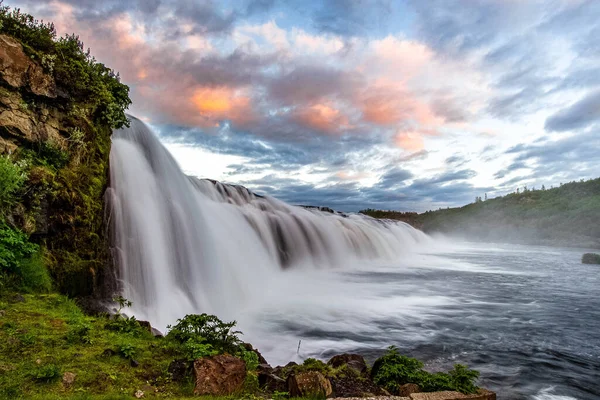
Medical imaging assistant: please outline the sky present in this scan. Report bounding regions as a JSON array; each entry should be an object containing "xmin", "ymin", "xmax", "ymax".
[{"xmin": 9, "ymin": 0, "xmax": 600, "ymax": 211}]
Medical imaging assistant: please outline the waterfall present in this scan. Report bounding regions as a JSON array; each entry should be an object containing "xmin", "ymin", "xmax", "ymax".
[{"xmin": 106, "ymin": 117, "xmax": 430, "ymax": 329}]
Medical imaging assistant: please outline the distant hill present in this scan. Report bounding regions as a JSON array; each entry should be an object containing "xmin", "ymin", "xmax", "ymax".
[{"xmin": 361, "ymin": 178, "xmax": 600, "ymax": 248}]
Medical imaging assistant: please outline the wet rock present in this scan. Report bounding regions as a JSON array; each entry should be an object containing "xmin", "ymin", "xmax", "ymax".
[
  {"xmin": 330, "ymin": 368, "xmax": 388, "ymax": 398},
  {"xmin": 399, "ymin": 383, "xmax": 421, "ymax": 396},
  {"xmin": 168, "ymin": 359, "xmax": 190, "ymax": 382},
  {"xmin": 582, "ymin": 253, "xmax": 600, "ymax": 264},
  {"xmin": 193, "ymin": 354, "xmax": 246, "ymax": 396},
  {"xmin": 151, "ymin": 327, "xmax": 163, "ymax": 337},
  {"xmin": 137, "ymin": 320, "xmax": 152, "ymax": 333},
  {"xmin": 288, "ymin": 371, "xmax": 333, "ymax": 398},
  {"xmin": 258, "ymin": 366, "xmax": 287, "ymax": 393},
  {"xmin": 328, "ymin": 353, "xmax": 368, "ymax": 375},
  {"xmin": 62, "ymin": 372, "xmax": 76, "ymax": 388}
]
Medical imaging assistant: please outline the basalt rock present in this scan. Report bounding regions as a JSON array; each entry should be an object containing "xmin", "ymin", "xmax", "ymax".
[
  {"xmin": 328, "ymin": 353, "xmax": 368, "ymax": 375},
  {"xmin": 287, "ymin": 371, "xmax": 333, "ymax": 398},
  {"xmin": 193, "ymin": 354, "xmax": 246, "ymax": 396}
]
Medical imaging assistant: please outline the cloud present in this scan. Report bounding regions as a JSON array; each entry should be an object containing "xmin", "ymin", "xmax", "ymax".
[{"xmin": 545, "ymin": 90, "xmax": 600, "ymax": 132}]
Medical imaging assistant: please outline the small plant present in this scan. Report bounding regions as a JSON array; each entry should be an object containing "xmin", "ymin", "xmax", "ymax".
[
  {"xmin": 66, "ymin": 322, "xmax": 93, "ymax": 344},
  {"xmin": 104, "ymin": 296, "xmax": 145, "ymax": 336},
  {"xmin": 118, "ymin": 343, "xmax": 136, "ymax": 359},
  {"xmin": 32, "ymin": 364, "xmax": 61, "ymax": 383},
  {"xmin": 371, "ymin": 346, "xmax": 479, "ymax": 394},
  {"xmin": 0, "ymin": 155, "xmax": 27, "ymax": 212},
  {"xmin": 273, "ymin": 391, "xmax": 289, "ymax": 400},
  {"xmin": 241, "ymin": 349, "xmax": 259, "ymax": 371},
  {"xmin": 182, "ymin": 337, "xmax": 218, "ymax": 361},
  {"xmin": 167, "ymin": 313, "xmax": 244, "ymax": 355}
]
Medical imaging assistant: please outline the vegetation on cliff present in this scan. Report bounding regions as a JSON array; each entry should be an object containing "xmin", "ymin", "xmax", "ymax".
[
  {"xmin": 361, "ymin": 177, "xmax": 600, "ymax": 248},
  {"xmin": 0, "ymin": 2, "xmax": 131, "ymax": 297}
]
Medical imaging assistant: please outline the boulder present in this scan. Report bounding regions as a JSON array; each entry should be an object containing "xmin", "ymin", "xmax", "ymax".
[
  {"xmin": 399, "ymin": 383, "xmax": 421, "ymax": 396},
  {"xmin": 582, "ymin": 253, "xmax": 600, "ymax": 264},
  {"xmin": 193, "ymin": 354, "xmax": 246, "ymax": 396},
  {"xmin": 409, "ymin": 389, "xmax": 496, "ymax": 400},
  {"xmin": 137, "ymin": 320, "xmax": 152, "ymax": 333},
  {"xmin": 327, "ymin": 353, "xmax": 368, "ymax": 375},
  {"xmin": 0, "ymin": 34, "xmax": 56, "ymax": 97},
  {"xmin": 330, "ymin": 372, "xmax": 389, "ymax": 398},
  {"xmin": 258, "ymin": 371, "xmax": 287, "ymax": 393},
  {"xmin": 287, "ymin": 371, "xmax": 332, "ymax": 398}
]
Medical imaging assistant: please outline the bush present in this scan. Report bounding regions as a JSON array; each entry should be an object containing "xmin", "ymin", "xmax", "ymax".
[
  {"xmin": 167, "ymin": 314, "xmax": 244, "ymax": 355},
  {"xmin": 104, "ymin": 296, "xmax": 146, "ymax": 336},
  {"xmin": 32, "ymin": 364, "xmax": 61, "ymax": 383},
  {"xmin": 0, "ymin": 155, "xmax": 26, "ymax": 213},
  {"xmin": 0, "ymin": 222, "xmax": 39, "ymax": 289},
  {"xmin": 118, "ymin": 343, "xmax": 136, "ymax": 359},
  {"xmin": 371, "ymin": 346, "xmax": 479, "ymax": 394}
]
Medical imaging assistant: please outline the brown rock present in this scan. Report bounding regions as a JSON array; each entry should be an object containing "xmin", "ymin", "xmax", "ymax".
[
  {"xmin": 410, "ymin": 389, "xmax": 496, "ymax": 400},
  {"xmin": 399, "ymin": 383, "xmax": 421, "ymax": 396},
  {"xmin": 288, "ymin": 371, "xmax": 333, "ymax": 398},
  {"xmin": 62, "ymin": 372, "xmax": 76, "ymax": 388},
  {"xmin": 137, "ymin": 320, "xmax": 152, "ymax": 333},
  {"xmin": 193, "ymin": 354, "xmax": 246, "ymax": 396},
  {"xmin": 328, "ymin": 353, "xmax": 368, "ymax": 375},
  {"xmin": 0, "ymin": 34, "xmax": 56, "ymax": 97}
]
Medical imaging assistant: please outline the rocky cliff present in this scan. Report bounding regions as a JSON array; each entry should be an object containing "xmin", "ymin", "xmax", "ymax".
[{"xmin": 0, "ymin": 11, "xmax": 130, "ymax": 299}]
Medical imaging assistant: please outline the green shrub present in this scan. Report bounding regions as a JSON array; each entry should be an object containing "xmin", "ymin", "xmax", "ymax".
[
  {"xmin": 32, "ymin": 364, "xmax": 61, "ymax": 383},
  {"xmin": 241, "ymin": 349, "xmax": 259, "ymax": 371},
  {"xmin": 371, "ymin": 346, "xmax": 479, "ymax": 394},
  {"xmin": 104, "ymin": 297, "xmax": 146, "ymax": 336},
  {"xmin": 167, "ymin": 313, "xmax": 244, "ymax": 355},
  {"xmin": 0, "ymin": 155, "xmax": 26, "ymax": 213},
  {"xmin": 0, "ymin": 222, "xmax": 39, "ymax": 288},
  {"xmin": 182, "ymin": 337, "xmax": 218, "ymax": 362},
  {"xmin": 118, "ymin": 343, "xmax": 136, "ymax": 359}
]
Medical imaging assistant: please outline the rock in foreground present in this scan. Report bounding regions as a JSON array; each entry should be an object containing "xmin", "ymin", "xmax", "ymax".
[
  {"xmin": 193, "ymin": 354, "xmax": 246, "ymax": 395},
  {"xmin": 288, "ymin": 371, "xmax": 333, "ymax": 398}
]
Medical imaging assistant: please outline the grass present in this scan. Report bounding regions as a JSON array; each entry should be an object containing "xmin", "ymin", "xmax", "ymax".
[{"xmin": 0, "ymin": 292, "xmax": 196, "ymax": 399}]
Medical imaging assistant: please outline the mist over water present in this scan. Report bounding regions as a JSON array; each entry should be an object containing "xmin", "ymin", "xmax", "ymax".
[{"xmin": 108, "ymin": 118, "xmax": 600, "ymax": 400}]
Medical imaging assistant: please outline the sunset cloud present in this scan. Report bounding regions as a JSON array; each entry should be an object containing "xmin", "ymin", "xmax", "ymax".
[{"xmin": 10, "ymin": 0, "xmax": 600, "ymax": 211}]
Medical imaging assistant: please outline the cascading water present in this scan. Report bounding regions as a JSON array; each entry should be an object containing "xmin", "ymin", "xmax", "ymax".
[{"xmin": 106, "ymin": 117, "xmax": 430, "ymax": 330}]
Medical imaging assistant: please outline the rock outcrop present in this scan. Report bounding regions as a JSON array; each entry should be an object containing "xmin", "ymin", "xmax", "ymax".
[
  {"xmin": 193, "ymin": 354, "xmax": 246, "ymax": 396},
  {"xmin": 0, "ymin": 34, "xmax": 56, "ymax": 98}
]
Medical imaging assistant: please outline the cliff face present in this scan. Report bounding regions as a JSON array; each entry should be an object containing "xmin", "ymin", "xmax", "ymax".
[{"xmin": 0, "ymin": 33, "xmax": 120, "ymax": 298}]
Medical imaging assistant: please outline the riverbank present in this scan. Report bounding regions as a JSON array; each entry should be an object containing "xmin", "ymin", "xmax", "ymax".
[{"xmin": 0, "ymin": 291, "xmax": 493, "ymax": 399}]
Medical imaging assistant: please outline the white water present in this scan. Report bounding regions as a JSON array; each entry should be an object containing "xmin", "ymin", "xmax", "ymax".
[
  {"xmin": 107, "ymin": 118, "xmax": 600, "ymax": 399},
  {"xmin": 107, "ymin": 117, "xmax": 431, "ymax": 331}
]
